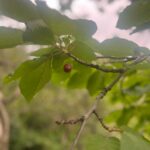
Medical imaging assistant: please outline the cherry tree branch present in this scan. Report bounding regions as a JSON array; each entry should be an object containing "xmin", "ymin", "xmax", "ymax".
[
  {"xmin": 56, "ymin": 46, "xmax": 149, "ymax": 150},
  {"xmin": 69, "ymin": 72, "xmax": 124, "ymax": 150},
  {"xmin": 66, "ymin": 52, "xmax": 125, "ymax": 73},
  {"xmin": 93, "ymin": 111, "xmax": 122, "ymax": 132}
]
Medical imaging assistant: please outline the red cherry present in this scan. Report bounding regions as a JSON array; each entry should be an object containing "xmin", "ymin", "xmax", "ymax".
[{"xmin": 64, "ymin": 64, "xmax": 72, "ymax": 73}]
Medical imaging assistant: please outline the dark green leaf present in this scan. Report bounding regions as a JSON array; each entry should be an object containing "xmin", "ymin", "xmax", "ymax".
[
  {"xmin": 97, "ymin": 37, "xmax": 139, "ymax": 57},
  {"xmin": 23, "ymin": 26, "xmax": 54, "ymax": 45},
  {"xmin": 0, "ymin": 0, "xmax": 39, "ymax": 22},
  {"xmin": 117, "ymin": 107, "xmax": 135, "ymax": 126},
  {"xmin": 117, "ymin": 0, "xmax": 150, "ymax": 32},
  {"xmin": 0, "ymin": 27, "xmax": 23, "ymax": 49},
  {"xmin": 36, "ymin": 0, "xmax": 97, "ymax": 39},
  {"xmin": 87, "ymin": 71, "xmax": 105, "ymax": 95},
  {"xmin": 131, "ymin": 21, "xmax": 150, "ymax": 34}
]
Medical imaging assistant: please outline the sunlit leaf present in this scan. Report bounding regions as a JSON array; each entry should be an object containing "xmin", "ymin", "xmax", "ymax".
[{"xmin": 19, "ymin": 58, "xmax": 52, "ymax": 100}]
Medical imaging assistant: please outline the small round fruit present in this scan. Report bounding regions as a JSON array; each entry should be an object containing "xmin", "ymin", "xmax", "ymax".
[{"xmin": 64, "ymin": 64, "xmax": 72, "ymax": 73}]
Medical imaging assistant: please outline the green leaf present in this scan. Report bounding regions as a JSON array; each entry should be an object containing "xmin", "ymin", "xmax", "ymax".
[
  {"xmin": 69, "ymin": 40, "xmax": 96, "ymax": 62},
  {"xmin": 0, "ymin": 27, "xmax": 23, "ymax": 49},
  {"xmin": 117, "ymin": 0, "xmax": 150, "ymax": 32},
  {"xmin": 0, "ymin": 0, "xmax": 39, "ymax": 22},
  {"xmin": 31, "ymin": 48, "xmax": 52, "ymax": 57},
  {"xmin": 117, "ymin": 107, "xmax": 135, "ymax": 126},
  {"xmin": 121, "ymin": 129, "xmax": 150, "ymax": 150},
  {"xmin": 132, "ymin": 63, "xmax": 150, "ymax": 70},
  {"xmin": 67, "ymin": 62, "xmax": 92, "ymax": 89},
  {"xmin": 52, "ymin": 52, "xmax": 68, "ymax": 72},
  {"xmin": 36, "ymin": 0, "xmax": 97, "ymax": 39},
  {"xmin": 105, "ymin": 110, "xmax": 122, "ymax": 123},
  {"xmin": 67, "ymin": 72, "xmax": 90, "ymax": 89},
  {"xmin": 131, "ymin": 22, "xmax": 150, "ymax": 34},
  {"xmin": 51, "ymin": 58, "xmax": 73, "ymax": 85},
  {"xmin": 6, "ymin": 58, "xmax": 45, "ymax": 83},
  {"xmin": 19, "ymin": 58, "xmax": 52, "ymax": 100},
  {"xmin": 83, "ymin": 134, "xmax": 120, "ymax": 150},
  {"xmin": 87, "ymin": 71, "xmax": 105, "ymax": 95},
  {"xmin": 23, "ymin": 26, "xmax": 54, "ymax": 45},
  {"xmin": 97, "ymin": 37, "xmax": 139, "ymax": 57}
]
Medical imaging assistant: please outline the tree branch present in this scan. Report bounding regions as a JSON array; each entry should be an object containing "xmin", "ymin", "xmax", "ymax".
[
  {"xmin": 69, "ymin": 72, "xmax": 124, "ymax": 150},
  {"xmin": 56, "ymin": 116, "xmax": 84, "ymax": 125},
  {"xmin": 56, "ymin": 45, "xmax": 149, "ymax": 149},
  {"xmin": 67, "ymin": 52, "xmax": 125, "ymax": 73},
  {"xmin": 93, "ymin": 111, "xmax": 122, "ymax": 132}
]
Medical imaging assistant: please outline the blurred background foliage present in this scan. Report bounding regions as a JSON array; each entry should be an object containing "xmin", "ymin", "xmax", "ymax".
[
  {"xmin": 0, "ymin": 0, "xmax": 150, "ymax": 149},
  {"xmin": 0, "ymin": 48, "xmax": 107, "ymax": 149},
  {"xmin": 0, "ymin": 46, "xmax": 150, "ymax": 149}
]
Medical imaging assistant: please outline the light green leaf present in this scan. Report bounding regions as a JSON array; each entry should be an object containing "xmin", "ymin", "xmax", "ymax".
[
  {"xmin": 0, "ymin": 0, "xmax": 39, "ymax": 22},
  {"xmin": 19, "ymin": 58, "xmax": 52, "ymax": 100},
  {"xmin": 6, "ymin": 58, "xmax": 45, "ymax": 83},
  {"xmin": 121, "ymin": 129, "xmax": 150, "ymax": 150},
  {"xmin": 117, "ymin": 0, "xmax": 150, "ymax": 32},
  {"xmin": 0, "ymin": 27, "xmax": 23, "ymax": 49}
]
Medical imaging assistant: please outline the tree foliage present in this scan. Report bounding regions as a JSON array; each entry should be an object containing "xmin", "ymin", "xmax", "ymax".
[{"xmin": 0, "ymin": 0, "xmax": 150, "ymax": 149}]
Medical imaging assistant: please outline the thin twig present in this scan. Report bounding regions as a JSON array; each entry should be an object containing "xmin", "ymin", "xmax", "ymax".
[
  {"xmin": 70, "ymin": 73, "xmax": 124, "ymax": 150},
  {"xmin": 93, "ymin": 111, "xmax": 122, "ymax": 132},
  {"xmin": 56, "ymin": 117, "xmax": 84, "ymax": 125},
  {"xmin": 56, "ymin": 45, "xmax": 149, "ymax": 149},
  {"xmin": 128, "ymin": 55, "xmax": 148, "ymax": 66},
  {"xmin": 96, "ymin": 55, "xmax": 138, "ymax": 62}
]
